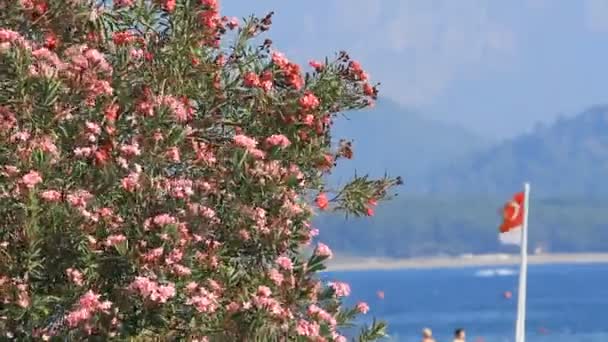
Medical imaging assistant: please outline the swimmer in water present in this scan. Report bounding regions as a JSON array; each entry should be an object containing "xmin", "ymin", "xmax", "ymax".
[
  {"xmin": 421, "ymin": 328, "xmax": 436, "ymax": 342},
  {"xmin": 453, "ymin": 328, "xmax": 466, "ymax": 342}
]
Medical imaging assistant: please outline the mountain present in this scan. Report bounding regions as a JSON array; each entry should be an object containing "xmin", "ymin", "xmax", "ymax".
[
  {"xmin": 315, "ymin": 105, "xmax": 608, "ymax": 258},
  {"xmin": 316, "ymin": 194, "xmax": 608, "ymax": 258},
  {"xmin": 425, "ymin": 106, "xmax": 608, "ymax": 197},
  {"xmin": 329, "ymin": 98, "xmax": 487, "ymax": 188}
]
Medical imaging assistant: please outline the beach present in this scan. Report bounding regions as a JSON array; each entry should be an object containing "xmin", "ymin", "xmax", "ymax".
[{"xmin": 326, "ymin": 252, "xmax": 608, "ymax": 271}]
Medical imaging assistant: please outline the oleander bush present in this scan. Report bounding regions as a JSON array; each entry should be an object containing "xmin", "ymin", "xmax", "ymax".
[{"xmin": 0, "ymin": 0, "xmax": 400, "ymax": 340}]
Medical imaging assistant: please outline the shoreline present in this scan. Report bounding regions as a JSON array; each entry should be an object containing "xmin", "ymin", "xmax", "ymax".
[{"xmin": 325, "ymin": 252, "xmax": 608, "ymax": 271}]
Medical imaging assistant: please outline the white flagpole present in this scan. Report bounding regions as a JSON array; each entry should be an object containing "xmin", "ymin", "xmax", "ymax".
[{"xmin": 515, "ymin": 183, "xmax": 530, "ymax": 342}]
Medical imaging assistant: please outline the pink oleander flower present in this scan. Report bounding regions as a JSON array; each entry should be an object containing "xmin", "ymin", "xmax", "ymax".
[
  {"xmin": 113, "ymin": 31, "xmax": 136, "ymax": 46},
  {"xmin": 172, "ymin": 264, "xmax": 192, "ymax": 276},
  {"xmin": 314, "ymin": 242, "xmax": 333, "ymax": 259},
  {"xmin": 271, "ymin": 51, "xmax": 289, "ymax": 68},
  {"xmin": 21, "ymin": 170, "xmax": 42, "ymax": 188},
  {"xmin": 65, "ymin": 308, "xmax": 90, "ymax": 328},
  {"xmin": 155, "ymin": 283, "xmax": 177, "ymax": 303},
  {"xmin": 356, "ymin": 301, "xmax": 370, "ymax": 314},
  {"xmin": 265, "ymin": 134, "xmax": 291, "ymax": 148},
  {"xmin": 199, "ymin": 206, "xmax": 216, "ymax": 219},
  {"xmin": 260, "ymin": 71, "xmax": 273, "ymax": 91},
  {"xmin": 302, "ymin": 114, "xmax": 314, "ymax": 126},
  {"xmin": 186, "ymin": 287, "xmax": 218, "ymax": 313},
  {"xmin": 193, "ymin": 141, "xmax": 217, "ymax": 164},
  {"xmin": 85, "ymin": 121, "xmax": 101, "ymax": 135},
  {"xmin": 238, "ymin": 229, "xmax": 251, "ymax": 241},
  {"xmin": 201, "ymin": 0, "xmax": 219, "ymax": 10},
  {"xmin": 296, "ymin": 319, "xmax": 320, "ymax": 337},
  {"xmin": 119, "ymin": 142, "xmax": 141, "ymax": 157},
  {"xmin": 143, "ymin": 247, "xmax": 164, "ymax": 263},
  {"xmin": 285, "ymin": 63, "xmax": 304, "ymax": 90},
  {"xmin": 0, "ymin": 107, "xmax": 16, "ymax": 131},
  {"xmin": 40, "ymin": 190, "xmax": 61, "ymax": 202},
  {"xmin": 105, "ymin": 234, "xmax": 126, "ymax": 247},
  {"xmin": 114, "ymin": 0, "xmax": 136, "ymax": 7},
  {"xmin": 129, "ymin": 48, "xmax": 144, "ymax": 60},
  {"xmin": 299, "ymin": 91, "xmax": 320, "ymax": 110},
  {"xmin": 226, "ymin": 301, "xmax": 240, "ymax": 313},
  {"xmin": 233, "ymin": 134, "xmax": 258, "ymax": 149},
  {"xmin": 36, "ymin": 136, "xmax": 59, "ymax": 157},
  {"xmin": 121, "ymin": 172, "xmax": 140, "ymax": 192},
  {"xmin": 1, "ymin": 165, "xmax": 19, "ymax": 177},
  {"xmin": 66, "ymin": 190, "xmax": 93, "ymax": 208},
  {"xmin": 65, "ymin": 290, "xmax": 112, "ymax": 328},
  {"xmin": 328, "ymin": 281, "xmax": 351, "ymax": 297},
  {"xmin": 66, "ymin": 268, "xmax": 85, "ymax": 286},
  {"xmin": 248, "ymin": 148, "xmax": 266, "ymax": 159},
  {"xmin": 16, "ymin": 284, "xmax": 29, "ymax": 308},
  {"xmin": 152, "ymin": 213, "xmax": 177, "ymax": 226},
  {"xmin": 225, "ymin": 16, "xmax": 239, "ymax": 30},
  {"xmin": 350, "ymin": 60, "xmax": 369, "ymax": 81},
  {"xmin": 363, "ymin": 83, "xmax": 375, "ymax": 96},
  {"xmin": 243, "ymin": 71, "xmax": 260, "ymax": 87},
  {"xmin": 11, "ymin": 130, "xmax": 30, "ymax": 142},
  {"xmin": 315, "ymin": 192, "xmax": 329, "ymax": 210},
  {"xmin": 129, "ymin": 277, "xmax": 176, "ymax": 303},
  {"xmin": 207, "ymin": 279, "xmax": 223, "ymax": 294},
  {"xmin": 157, "ymin": 95, "xmax": 189, "ymax": 122},
  {"xmin": 165, "ymin": 249, "xmax": 183, "ymax": 265},
  {"xmin": 185, "ymin": 282, "xmax": 199, "ymax": 293},
  {"xmin": 83, "ymin": 49, "xmax": 112, "ymax": 74},
  {"xmin": 257, "ymin": 285, "xmax": 272, "ymax": 297},
  {"xmin": 74, "ymin": 147, "xmax": 93, "ymax": 158},
  {"xmin": 268, "ymin": 268, "xmax": 284, "ymax": 286},
  {"xmin": 162, "ymin": 0, "xmax": 176, "ymax": 12},
  {"xmin": 79, "ymin": 291, "xmax": 112, "ymax": 312},
  {"xmin": 165, "ymin": 146, "xmax": 180, "ymax": 162},
  {"xmin": 276, "ymin": 256, "xmax": 293, "ymax": 271},
  {"xmin": 307, "ymin": 304, "xmax": 337, "ymax": 327},
  {"xmin": 309, "ymin": 60, "xmax": 324, "ymax": 71},
  {"xmin": 0, "ymin": 29, "xmax": 21, "ymax": 43}
]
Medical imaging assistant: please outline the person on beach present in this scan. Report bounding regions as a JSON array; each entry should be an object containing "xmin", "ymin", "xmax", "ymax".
[
  {"xmin": 453, "ymin": 328, "xmax": 466, "ymax": 342},
  {"xmin": 421, "ymin": 328, "xmax": 436, "ymax": 342}
]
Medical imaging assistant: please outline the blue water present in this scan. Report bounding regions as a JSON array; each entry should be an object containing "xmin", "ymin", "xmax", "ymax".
[{"xmin": 325, "ymin": 263, "xmax": 608, "ymax": 341}]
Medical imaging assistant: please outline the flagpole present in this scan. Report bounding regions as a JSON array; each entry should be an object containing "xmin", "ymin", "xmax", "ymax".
[{"xmin": 515, "ymin": 183, "xmax": 530, "ymax": 342}]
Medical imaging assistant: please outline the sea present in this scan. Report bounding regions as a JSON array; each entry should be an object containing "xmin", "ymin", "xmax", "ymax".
[{"xmin": 324, "ymin": 263, "xmax": 608, "ymax": 342}]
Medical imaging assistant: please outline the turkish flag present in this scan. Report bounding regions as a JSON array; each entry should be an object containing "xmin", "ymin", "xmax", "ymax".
[{"xmin": 499, "ymin": 192, "xmax": 525, "ymax": 245}]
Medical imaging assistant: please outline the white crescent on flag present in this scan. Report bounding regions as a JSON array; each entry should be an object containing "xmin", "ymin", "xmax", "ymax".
[{"xmin": 508, "ymin": 200, "xmax": 521, "ymax": 221}]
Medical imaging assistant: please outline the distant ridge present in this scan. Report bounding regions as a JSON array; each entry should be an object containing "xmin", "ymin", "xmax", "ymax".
[
  {"xmin": 425, "ymin": 105, "xmax": 608, "ymax": 197},
  {"xmin": 330, "ymin": 98, "xmax": 487, "ymax": 187}
]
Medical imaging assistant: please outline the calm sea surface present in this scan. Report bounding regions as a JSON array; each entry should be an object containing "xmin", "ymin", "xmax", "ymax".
[{"xmin": 325, "ymin": 263, "xmax": 608, "ymax": 341}]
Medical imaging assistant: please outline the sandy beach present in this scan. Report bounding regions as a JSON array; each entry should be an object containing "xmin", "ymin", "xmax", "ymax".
[{"xmin": 325, "ymin": 252, "xmax": 608, "ymax": 271}]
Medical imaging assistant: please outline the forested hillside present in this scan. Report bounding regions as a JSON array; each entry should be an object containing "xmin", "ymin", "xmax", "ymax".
[
  {"xmin": 316, "ymin": 195, "xmax": 608, "ymax": 257},
  {"xmin": 321, "ymin": 105, "xmax": 608, "ymax": 257}
]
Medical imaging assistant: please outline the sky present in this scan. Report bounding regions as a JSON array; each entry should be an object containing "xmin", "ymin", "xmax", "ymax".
[{"xmin": 223, "ymin": 0, "xmax": 608, "ymax": 139}]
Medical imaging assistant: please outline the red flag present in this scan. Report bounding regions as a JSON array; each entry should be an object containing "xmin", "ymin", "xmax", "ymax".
[{"xmin": 499, "ymin": 192, "xmax": 525, "ymax": 245}]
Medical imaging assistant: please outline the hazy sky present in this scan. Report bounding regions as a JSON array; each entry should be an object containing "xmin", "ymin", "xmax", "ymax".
[{"xmin": 223, "ymin": 0, "xmax": 608, "ymax": 139}]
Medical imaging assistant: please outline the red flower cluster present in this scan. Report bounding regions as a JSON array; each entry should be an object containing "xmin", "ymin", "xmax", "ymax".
[{"xmin": 272, "ymin": 51, "xmax": 304, "ymax": 90}]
